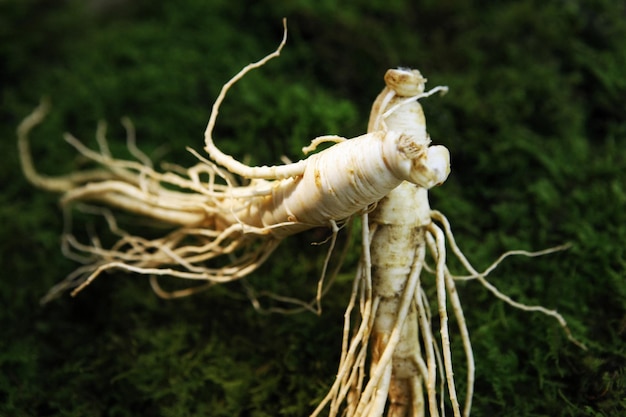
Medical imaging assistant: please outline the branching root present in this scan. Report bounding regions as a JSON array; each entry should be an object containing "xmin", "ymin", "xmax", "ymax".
[{"xmin": 315, "ymin": 209, "xmax": 585, "ymax": 417}]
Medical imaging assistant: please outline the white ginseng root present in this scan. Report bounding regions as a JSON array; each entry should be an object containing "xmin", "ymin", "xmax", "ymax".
[
  {"xmin": 313, "ymin": 68, "xmax": 586, "ymax": 417},
  {"xmin": 17, "ymin": 23, "xmax": 449, "ymax": 304}
]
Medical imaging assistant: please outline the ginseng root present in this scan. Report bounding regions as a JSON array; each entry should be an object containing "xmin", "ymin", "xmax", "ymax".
[
  {"xmin": 17, "ymin": 21, "xmax": 449, "ymax": 304},
  {"xmin": 312, "ymin": 68, "xmax": 586, "ymax": 417}
]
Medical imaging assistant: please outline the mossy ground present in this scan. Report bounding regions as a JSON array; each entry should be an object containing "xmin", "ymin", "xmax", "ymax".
[{"xmin": 1, "ymin": 0, "xmax": 625, "ymax": 416}]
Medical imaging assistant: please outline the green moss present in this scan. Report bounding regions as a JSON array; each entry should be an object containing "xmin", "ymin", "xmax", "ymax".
[{"xmin": 2, "ymin": 0, "xmax": 625, "ymax": 416}]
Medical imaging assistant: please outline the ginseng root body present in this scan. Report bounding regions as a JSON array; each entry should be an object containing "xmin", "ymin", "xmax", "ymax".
[
  {"xmin": 367, "ymin": 70, "xmax": 444, "ymax": 417},
  {"xmin": 313, "ymin": 69, "xmax": 584, "ymax": 417},
  {"xmin": 17, "ymin": 25, "xmax": 449, "ymax": 301}
]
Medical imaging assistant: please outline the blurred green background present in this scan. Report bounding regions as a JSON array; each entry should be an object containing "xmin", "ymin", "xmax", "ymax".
[{"xmin": 1, "ymin": 0, "xmax": 625, "ymax": 416}]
